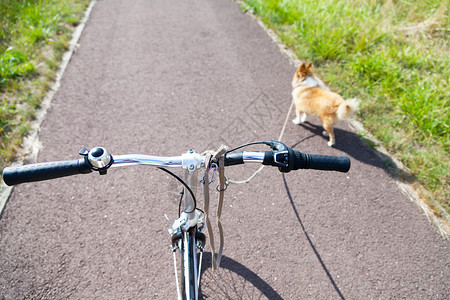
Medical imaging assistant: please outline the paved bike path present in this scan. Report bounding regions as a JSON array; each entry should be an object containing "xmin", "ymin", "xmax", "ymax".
[{"xmin": 1, "ymin": 0, "xmax": 448, "ymax": 299}]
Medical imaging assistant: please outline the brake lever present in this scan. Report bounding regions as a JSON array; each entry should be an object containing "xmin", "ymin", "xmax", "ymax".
[
  {"xmin": 264, "ymin": 140, "xmax": 293, "ymax": 172},
  {"xmin": 264, "ymin": 140, "xmax": 288, "ymax": 152}
]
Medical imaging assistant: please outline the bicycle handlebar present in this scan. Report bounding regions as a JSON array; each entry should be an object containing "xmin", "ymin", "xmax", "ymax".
[{"xmin": 2, "ymin": 142, "xmax": 351, "ymax": 186}]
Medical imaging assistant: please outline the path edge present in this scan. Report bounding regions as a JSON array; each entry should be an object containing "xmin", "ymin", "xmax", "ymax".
[{"xmin": 0, "ymin": 0, "xmax": 97, "ymax": 216}]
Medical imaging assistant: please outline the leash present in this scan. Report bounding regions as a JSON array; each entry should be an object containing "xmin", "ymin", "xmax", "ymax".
[
  {"xmin": 228, "ymin": 99, "xmax": 295, "ymax": 184},
  {"xmin": 278, "ymin": 99, "xmax": 295, "ymax": 142},
  {"xmin": 202, "ymin": 146, "xmax": 228, "ymax": 270},
  {"xmin": 201, "ymin": 99, "xmax": 295, "ymax": 271}
]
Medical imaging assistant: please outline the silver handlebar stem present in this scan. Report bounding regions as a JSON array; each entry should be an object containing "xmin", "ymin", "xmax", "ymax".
[{"xmin": 181, "ymin": 150, "xmax": 202, "ymax": 216}]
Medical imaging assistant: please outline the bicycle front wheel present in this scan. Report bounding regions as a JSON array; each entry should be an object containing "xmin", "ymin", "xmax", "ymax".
[{"xmin": 178, "ymin": 228, "xmax": 200, "ymax": 300}]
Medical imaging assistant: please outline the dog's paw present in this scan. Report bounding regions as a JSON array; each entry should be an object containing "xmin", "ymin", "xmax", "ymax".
[
  {"xmin": 292, "ymin": 118, "xmax": 301, "ymax": 125},
  {"xmin": 328, "ymin": 141, "xmax": 335, "ymax": 147},
  {"xmin": 322, "ymin": 130, "xmax": 329, "ymax": 137},
  {"xmin": 300, "ymin": 113, "xmax": 307, "ymax": 123}
]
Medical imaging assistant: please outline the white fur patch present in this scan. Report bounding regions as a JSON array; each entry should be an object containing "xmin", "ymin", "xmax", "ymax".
[{"xmin": 300, "ymin": 77, "xmax": 319, "ymax": 88}]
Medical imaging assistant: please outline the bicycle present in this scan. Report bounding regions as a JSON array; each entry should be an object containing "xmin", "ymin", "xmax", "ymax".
[{"xmin": 2, "ymin": 140, "xmax": 350, "ymax": 300}]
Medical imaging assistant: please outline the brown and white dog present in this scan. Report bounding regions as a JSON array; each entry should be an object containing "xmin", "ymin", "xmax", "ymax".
[{"xmin": 292, "ymin": 63, "xmax": 359, "ymax": 146}]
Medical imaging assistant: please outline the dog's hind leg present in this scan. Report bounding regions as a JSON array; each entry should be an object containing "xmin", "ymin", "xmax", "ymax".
[
  {"xmin": 322, "ymin": 121, "xmax": 335, "ymax": 146},
  {"xmin": 300, "ymin": 113, "xmax": 308, "ymax": 122}
]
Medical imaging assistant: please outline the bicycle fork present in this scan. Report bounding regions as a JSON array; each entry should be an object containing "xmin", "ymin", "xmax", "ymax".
[
  {"xmin": 170, "ymin": 210, "xmax": 205, "ymax": 300},
  {"xmin": 169, "ymin": 152, "xmax": 206, "ymax": 300}
]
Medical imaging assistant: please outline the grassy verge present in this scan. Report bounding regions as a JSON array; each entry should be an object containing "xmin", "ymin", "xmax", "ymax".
[
  {"xmin": 0, "ymin": 0, "xmax": 90, "ymax": 169},
  {"xmin": 239, "ymin": 0, "xmax": 449, "ymax": 216}
]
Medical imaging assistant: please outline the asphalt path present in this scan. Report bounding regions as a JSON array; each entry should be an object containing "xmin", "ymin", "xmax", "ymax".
[{"xmin": 1, "ymin": 0, "xmax": 448, "ymax": 299}]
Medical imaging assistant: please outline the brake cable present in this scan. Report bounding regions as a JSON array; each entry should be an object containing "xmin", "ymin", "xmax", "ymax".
[{"xmin": 157, "ymin": 167, "xmax": 197, "ymax": 214}]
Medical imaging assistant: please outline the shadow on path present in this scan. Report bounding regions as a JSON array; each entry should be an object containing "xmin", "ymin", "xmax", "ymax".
[
  {"xmin": 199, "ymin": 252, "xmax": 283, "ymax": 299},
  {"xmin": 282, "ymin": 173, "xmax": 347, "ymax": 300},
  {"xmin": 293, "ymin": 122, "xmax": 415, "ymax": 184}
]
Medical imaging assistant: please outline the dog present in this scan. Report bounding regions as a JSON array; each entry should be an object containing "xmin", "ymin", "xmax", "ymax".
[{"xmin": 291, "ymin": 63, "xmax": 359, "ymax": 146}]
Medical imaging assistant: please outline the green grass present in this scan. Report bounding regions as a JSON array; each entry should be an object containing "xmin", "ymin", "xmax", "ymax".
[
  {"xmin": 240, "ymin": 0, "xmax": 449, "ymax": 216},
  {"xmin": 0, "ymin": 0, "xmax": 90, "ymax": 167}
]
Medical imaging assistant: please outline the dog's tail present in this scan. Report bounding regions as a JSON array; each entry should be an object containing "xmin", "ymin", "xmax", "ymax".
[{"xmin": 337, "ymin": 98, "xmax": 360, "ymax": 120}]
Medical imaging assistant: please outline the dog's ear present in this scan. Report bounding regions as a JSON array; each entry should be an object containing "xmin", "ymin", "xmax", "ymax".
[
  {"xmin": 298, "ymin": 63, "xmax": 306, "ymax": 73},
  {"xmin": 303, "ymin": 63, "xmax": 314, "ymax": 75}
]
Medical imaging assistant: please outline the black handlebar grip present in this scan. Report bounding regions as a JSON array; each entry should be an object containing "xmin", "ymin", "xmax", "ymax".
[
  {"xmin": 224, "ymin": 152, "xmax": 244, "ymax": 166},
  {"xmin": 291, "ymin": 150, "xmax": 350, "ymax": 173},
  {"xmin": 2, "ymin": 159, "xmax": 92, "ymax": 186}
]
